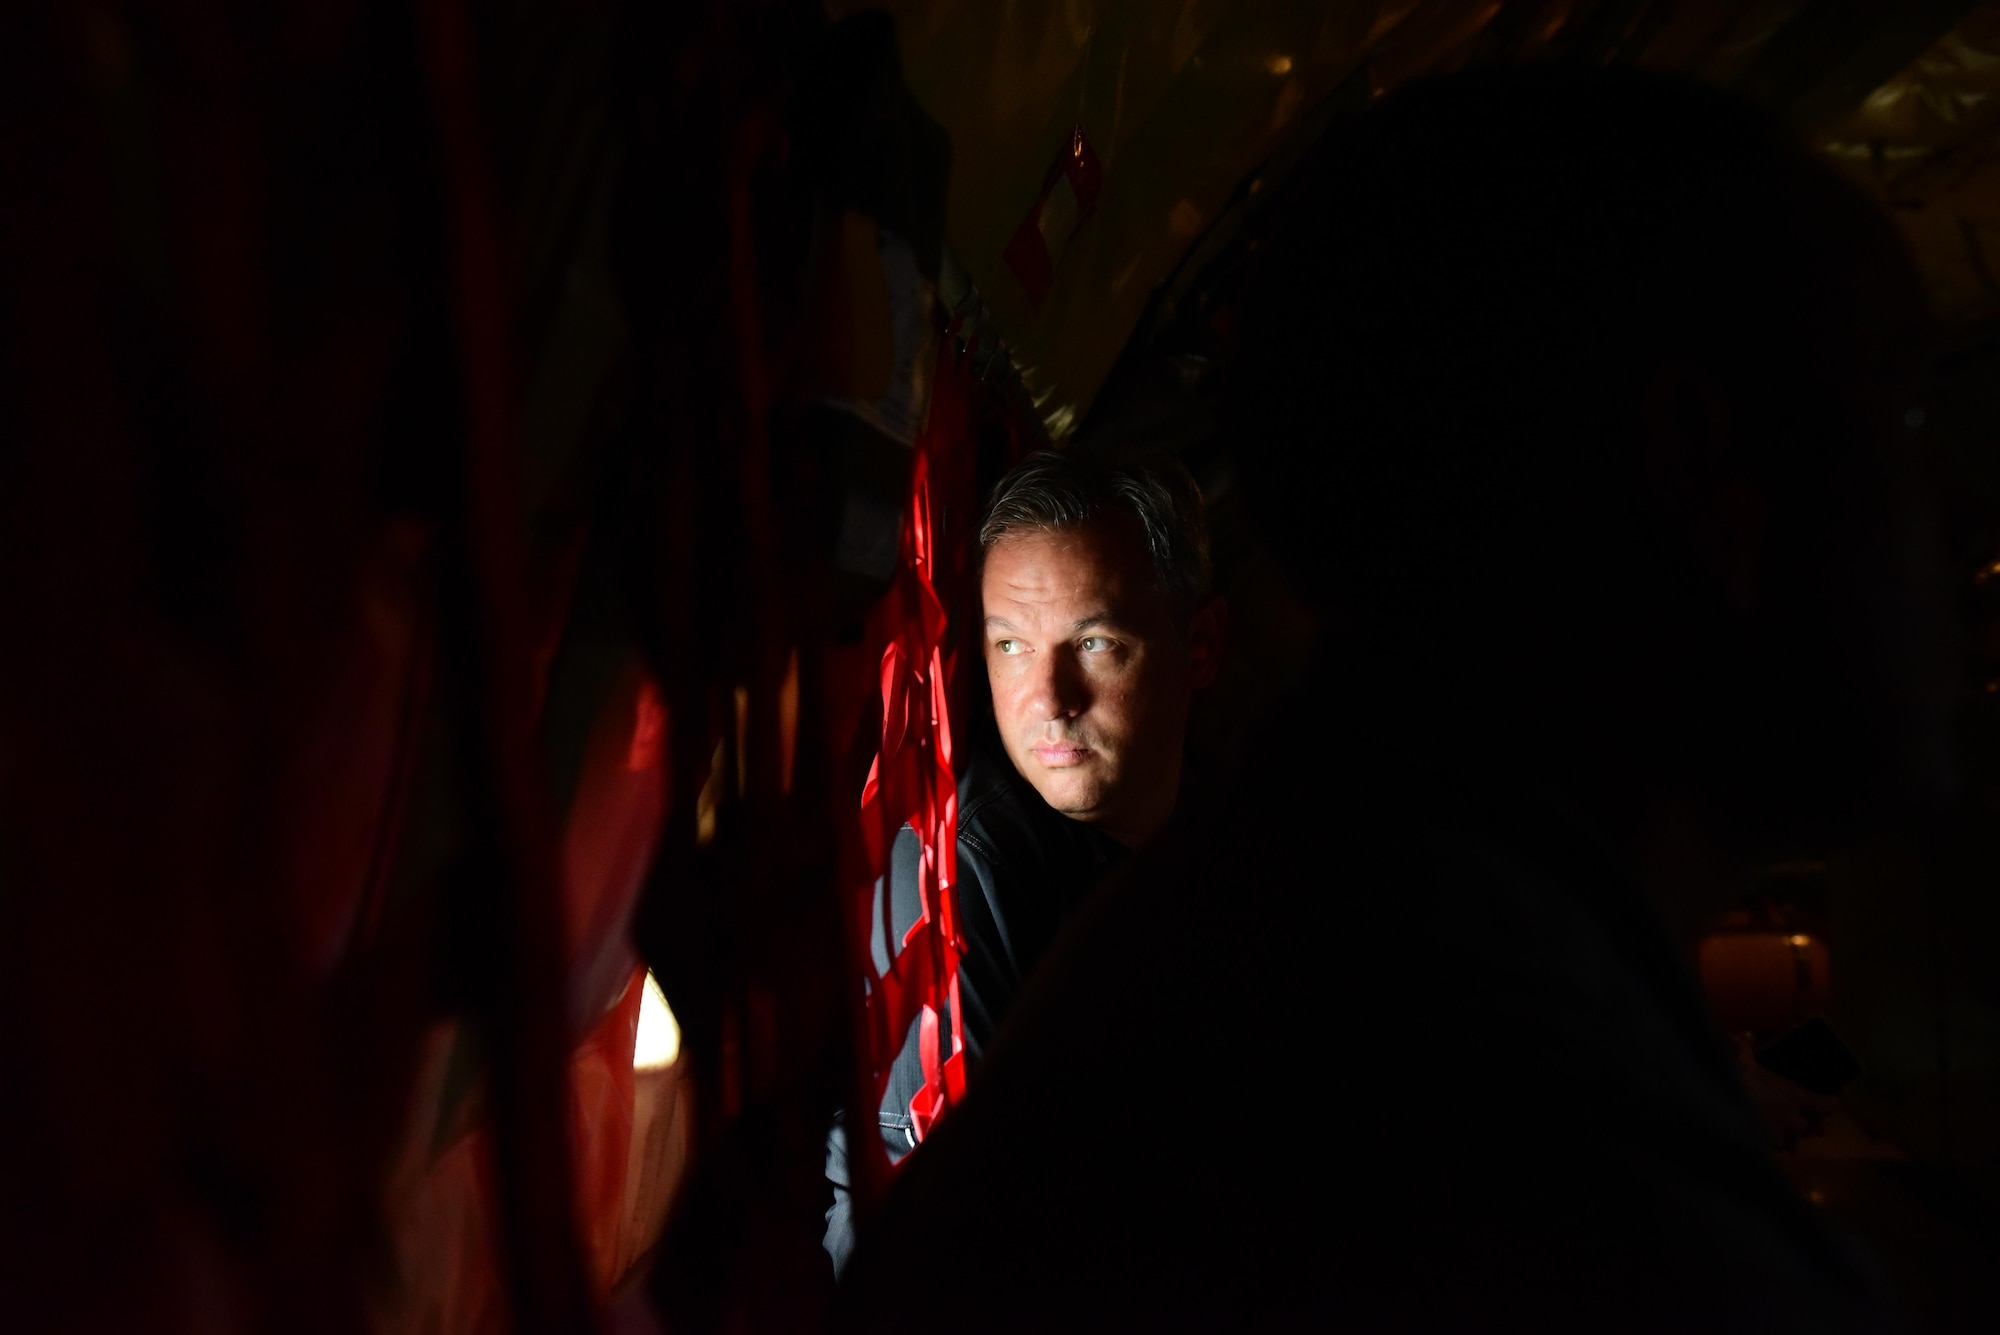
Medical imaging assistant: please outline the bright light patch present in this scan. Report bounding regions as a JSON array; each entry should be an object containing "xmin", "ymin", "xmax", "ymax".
[{"xmin": 635, "ymin": 971, "xmax": 681, "ymax": 1071}]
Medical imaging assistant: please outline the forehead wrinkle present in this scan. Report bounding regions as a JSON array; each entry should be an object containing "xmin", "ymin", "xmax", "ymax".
[{"xmin": 983, "ymin": 527, "xmax": 1139, "ymax": 632}]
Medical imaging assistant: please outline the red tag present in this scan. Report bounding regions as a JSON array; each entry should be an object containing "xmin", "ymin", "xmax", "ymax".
[{"xmin": 1002, "ymin": 127, "xmax": 1104, "ymax": 311}]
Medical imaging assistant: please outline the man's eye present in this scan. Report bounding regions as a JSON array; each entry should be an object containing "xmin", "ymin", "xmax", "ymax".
[
  {"xmin": 995, "ymin": 639, "xmax": 1023, "ymax": 655},
  {"xmin": 1080, "ymin": 635, "xmax": 1113, "ymax": 652}
]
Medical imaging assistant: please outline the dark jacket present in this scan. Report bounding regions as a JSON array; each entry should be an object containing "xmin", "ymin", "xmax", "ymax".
[
  {"xmin": 823, "ymin": 743, "xmax": 1125, "ymax": 1275},
  {"xmin": 834, "ymin": 675, "xmax": 1904, "ymax": 1331}
]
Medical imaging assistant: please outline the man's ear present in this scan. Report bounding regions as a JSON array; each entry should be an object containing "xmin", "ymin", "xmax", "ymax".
[
  {"xmin": 1188, "ymin": 595, "xmax": 1228, "ymax": 689},
  {"xmin": 1644, "ymin": 362, "xmax": 1763, "ymax": 616}
]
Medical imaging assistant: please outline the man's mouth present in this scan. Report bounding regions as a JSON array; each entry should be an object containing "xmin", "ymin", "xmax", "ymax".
[{"xmin": 1031, "ymin": 743, "xmax": 1092, "ymax": 767}]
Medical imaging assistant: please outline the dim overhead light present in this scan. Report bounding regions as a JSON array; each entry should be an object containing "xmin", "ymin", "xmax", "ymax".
[{"xmin": 1267, "ymin": 54, "xmax": 1293, "ymax": 76}]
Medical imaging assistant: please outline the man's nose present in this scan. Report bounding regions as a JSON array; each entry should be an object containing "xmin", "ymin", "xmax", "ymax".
[{"xmin": 1029, "ymin": 649, "xmax": 1086, "ymax": 722}]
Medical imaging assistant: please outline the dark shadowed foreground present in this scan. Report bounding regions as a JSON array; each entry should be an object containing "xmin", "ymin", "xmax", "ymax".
[{"xmin": 839, "ymin": 65, "xmax": 1956, "ymax": 1333}]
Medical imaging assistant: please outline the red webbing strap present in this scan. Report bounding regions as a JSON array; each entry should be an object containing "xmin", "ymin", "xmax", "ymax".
[{"xmin": 852, "ymin": 333, "xmax": 979, "ymax": 1169}]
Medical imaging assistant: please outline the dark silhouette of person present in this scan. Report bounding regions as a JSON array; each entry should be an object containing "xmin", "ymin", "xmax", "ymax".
[{"xmin": 834, "ymin": 65, "xmax": 1956, "ymax": 1332}]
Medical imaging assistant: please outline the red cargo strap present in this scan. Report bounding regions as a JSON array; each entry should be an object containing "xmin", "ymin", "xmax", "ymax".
[{"xmin": 853, "ymin": 332, "xmax": 981, "ymax": 1155}]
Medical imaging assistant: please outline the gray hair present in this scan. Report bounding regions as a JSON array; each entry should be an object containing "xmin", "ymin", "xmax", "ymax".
[{"xmin": 978, "ymin": 450, "xmax": 1212, "ymax": 621}]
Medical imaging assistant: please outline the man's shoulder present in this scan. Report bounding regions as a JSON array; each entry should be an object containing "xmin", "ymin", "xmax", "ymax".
[
  {"xmin": 885, "ymin": 747, "xmax": 1035, "ymax": 886},
  {"xmin": 953, "ymin": 746, "xmax": 1038, "ymax": 861},
  {"xmin": 955, "ymin": 744, "xmax": 1025, "ymax": 830}
]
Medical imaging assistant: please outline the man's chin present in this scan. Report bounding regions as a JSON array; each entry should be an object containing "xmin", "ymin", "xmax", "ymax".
[{"xmin": 1020, "ymin": 764, "xmax": 1104, "ymax": 820}]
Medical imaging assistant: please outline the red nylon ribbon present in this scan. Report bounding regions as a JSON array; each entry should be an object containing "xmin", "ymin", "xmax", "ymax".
[
  {"xmin": 847, "ymin": 319, "xmax": 1036, "ymax": 1201},
  {"xmin": 853, "ymin": 333, "xmax": 980, "ymax": 1156}
]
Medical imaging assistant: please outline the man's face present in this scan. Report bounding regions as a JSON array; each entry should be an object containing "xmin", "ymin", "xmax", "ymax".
[{"xmin": 981, "ymin": 514, "xmax": 1221, "ymax": 847}]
